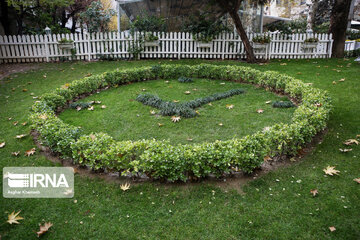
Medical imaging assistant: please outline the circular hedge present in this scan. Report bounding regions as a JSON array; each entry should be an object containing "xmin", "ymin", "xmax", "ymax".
[{"xmin": 30, "ymin": 64, "xmax": 332, "ymax": 182}]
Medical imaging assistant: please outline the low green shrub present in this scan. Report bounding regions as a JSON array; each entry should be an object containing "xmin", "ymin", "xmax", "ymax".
[
  {"xmin": 69, "ymin": 102, "xmax": 93, "ymax": 110},
  {"xmin": 272, "ymin": 101, "xmax": 295, "ymax": 108},
  {"xmin": 30, "ymin": 64, "xmax": 332, "ymax": 182},
  {"xmin": 178, "ymin": 76, "xmax": 194, "ymax": 83},
  {"xmin": 136, "ymin": 88, "xmax": 245, "ymax": 118}
]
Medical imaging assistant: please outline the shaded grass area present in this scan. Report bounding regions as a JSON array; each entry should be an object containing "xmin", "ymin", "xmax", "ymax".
[
  {"xmin": 59, "ymin": 78, "xmax": 294, "ymax": 144},
  {"xmin": 0, "ymin": 58, "xmax": 359, "ymax": 239}
]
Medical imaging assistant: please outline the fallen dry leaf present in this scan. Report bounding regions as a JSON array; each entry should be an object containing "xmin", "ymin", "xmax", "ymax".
[
  {"xmin": 226, "ymin": 104, "xmax": 234, "ymax": 109},
  {"xmin": 264, "ymin": 156, "xmax": 272, "ymax": 162},
  {"xmin": 0, "ymin": 142, "xmax": 5, "ymax": 148},
  {"xmin": 63, "ymin": 189, "xmax": 73, "ymax": 196},
  {"xmin": 184, "ymin": 91, "xmax": 191, "ymax": 95},
  {"xmin": 332, "ymin": 81, "xmax": 337, "ymax": 85},
  {"xmin": 15, "ymin": 134, "xmax": 26, "ymax": 139},
  {"xmin": 158, "ymin": 123, "xmax": 163, "ymax": 127},
  {"xmin": 323, "ymin": 166, "xmax": 340, "ymax": 176},
  {"xmin": 343, "ymin": 139, "xmax": 359, "ymax": 146},
  {"xmin": 76, "ymin": 106, "xmax": 82, "ymax": 111},
  {"xmin": 353, "ymin": 178, "xmax": 360, "ymax": 184},
  {"xmin": 218, "ymin": 123, "xmax": 223, "ymax": 126},
  {"xmin": 171, "ymin": 116, "xmax": 181, "ymax": 123},
  {"xmin": 120, "ymin": 183, "xmax": 131, "ymax": 191},
  {"xmin": 310, "ymin": 189, "xmax": 318, "ymax": 197},
  {"xmin": 265, "ymin": 100, "xmax": 272, "ymax": 104},
  {"xmin": 36, "ymin": 222, "xmax": 53, "ymax": 237},
  {"xmin": 187, "ymin": 138, "xmax": 193, "ymax": 141},
  {"xmin": 24, "ymin": 148, "xmax": 36, "ymax": 157},
  {"xmin": 7, "ymin": 211, "xmax": 24, "ymax": 224},
  {"xmin": 13, "ymin": 121, "xmax": 18, "ymax": 126},
  {"xmin": 88, "ymin": 106, "xmax": 94, "ymax": 111},
  {"xmin": 21, "ymin": 122, "xmax": 27, "ymax": 126},
  {"xmin": 150, "ymin": 110, "xmax": 156, "ymax": 115},
  {"xmin": 22, "ymin": 89, "xmax": 28, "ymax": 92},
  {"xmin": 173, "ymin": 100, "xmax": 179, "ymax": 103},
  {"xmin": 329, "ymin": 226, "xmax": 336, "ymax": 232},
  {"xmin": 11, "ymin": 151, "xmax": 20, "ymax": 156},
  {"xmin": 257, "ymin": 109, "xmax": 264, "ymax": 114},
  {"xmin": 339, "ymin": 148, "xmax": 353, "ymax": 153},
  {"xmin": 101, "ymin": 105, "xmax": 106, "ymax": 109},
  {"xmin": 39, "ymin": 114, "xmax": 48, "ymax": 120},
  {"xmin": 280, "ymin": 63, "xmax": 287, "ymax": 66},
  {"xmin": 339, "ymin": 78, "xmax": 345, "ymax": 82}
]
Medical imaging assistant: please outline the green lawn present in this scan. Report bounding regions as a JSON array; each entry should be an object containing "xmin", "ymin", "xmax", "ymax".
[
  {"xmin": 59, "ymin": 78, "xmax": 294, "ymax": 144},
  {"xmin": 0, "ymin": 58, "xmax": 359, "ymax": 239}
]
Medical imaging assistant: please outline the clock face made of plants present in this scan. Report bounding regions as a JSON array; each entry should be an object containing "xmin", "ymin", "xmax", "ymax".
[{"xmin": 31, "ymin": 64, "xmax": 331, "ymax": 182}]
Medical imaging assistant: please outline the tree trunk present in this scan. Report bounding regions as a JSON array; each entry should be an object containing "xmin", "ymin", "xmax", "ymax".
[
  {"xmin": 0, "ymin": 0, "xmax": 10, "ymax": 35},
  {"xmin": 329, "ymin": 0, "xmax": 352, "ymax": 57},
  {"xmin": 71, "ymin": 18, "xmax": 77, "ymax": 33},
  {"xmin": 228, "ymin": 9, "xmax": 257, "ymax": 63},
  {"xmin": 16, "ymin": 6, "xmax": 24, "ymax": 35},
  {"xmin": 61, "ymin": 9, "xmax": 68, "ymax": 28}
]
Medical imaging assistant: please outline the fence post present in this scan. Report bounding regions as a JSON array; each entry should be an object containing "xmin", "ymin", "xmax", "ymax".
[
  {"xmin": 87, "ymin": 33, "xmax": 91, "ymax": 61},
  {"xmin": 222, "ymin": 33, "xmax": 225, "ymax": 60},
  {"xmin": 328, "ymin": 33, "xmax": 333, "ymax": 58},
  {"xmin": 44, "ymin": 34, "xmax": 49, "ymax": 62},
  {"xmin": 178, "ymin": 32, "xmax": 181, "ymax": 60}
]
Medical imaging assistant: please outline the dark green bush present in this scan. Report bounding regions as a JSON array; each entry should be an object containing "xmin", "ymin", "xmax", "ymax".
[
  {"xmin": 178, "ymin": 76, "xmax": 194, "ymax": 83},
  {"xmin": 272, "ymin": 101, "xmax": 295, "ymax": 108}
]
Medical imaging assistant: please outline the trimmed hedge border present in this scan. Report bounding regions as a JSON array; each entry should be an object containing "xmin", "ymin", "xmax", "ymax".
[{"xmin": 30, "ymin": 64, "xmax": 332, "ymax": 182}]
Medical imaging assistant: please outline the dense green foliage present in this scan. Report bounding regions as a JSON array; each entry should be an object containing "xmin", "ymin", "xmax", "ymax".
[
  {"xmin": 30, "ymin": 64, "xmax": 331, "ymax": 182},
  {"xmin": 136, "ymin": 88, "xmax": 245, "ymax": 118},
  {"xmin": 130, "ymin": 13, "xmax": 167, "ymax": 33},
  {"xmin": 182, "ymin": 14, "xmax": 230, "ymax": 42},
  {"xmin": 265, "ymin": 18, "xmax": 329, "ymax": 34},
  {"xmin": 304, "ymin": 38, "xmax": 319, "ymax": 43},
  {"xmin": 79, "ymin": 1, "xmax": 115, "ymax": 33},
  {"xmin": 346, "ymin": 30, "xmax": 360, "ymax": 40},
  {"xmin": 252, "ymin": 35, "xmax": 271, "ymax": 44}
]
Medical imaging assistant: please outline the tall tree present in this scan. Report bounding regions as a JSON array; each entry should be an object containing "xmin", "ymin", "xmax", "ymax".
[
  {"xmin": 329, "ymin": 0, "xmax": 353, "ymax": 57},
  {"xmin": 212, "ymin": 0, "xmax": 267, "ymax": 63},
  {"xmin": 79, "ymin": 1, "xmax": 115, "ymax": 33},
  {"xmin": 0, "ymin": 0, "xmax": 10, "ymax": 35},
  {"xmin": 7, "ymin": 0, "xmax": 72, "ymax": 34},
  {"xmin": 61, "ymin": 0, "xmax": 95, "ymax": 33}
]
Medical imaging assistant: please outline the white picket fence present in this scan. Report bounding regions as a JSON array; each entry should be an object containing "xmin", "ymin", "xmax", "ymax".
[
  {"xmin": 344, "ymin": 40, "xmax": 360, "ymax": 51},
  {"xmin": 0, "ymin": 32, "xmax": 333, "ymax": 63}
]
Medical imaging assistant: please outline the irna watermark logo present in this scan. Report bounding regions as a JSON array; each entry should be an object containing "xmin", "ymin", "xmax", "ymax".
[{"xmin": 3, "ymin": 167, "xmax": 74, "ymax": 198}]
